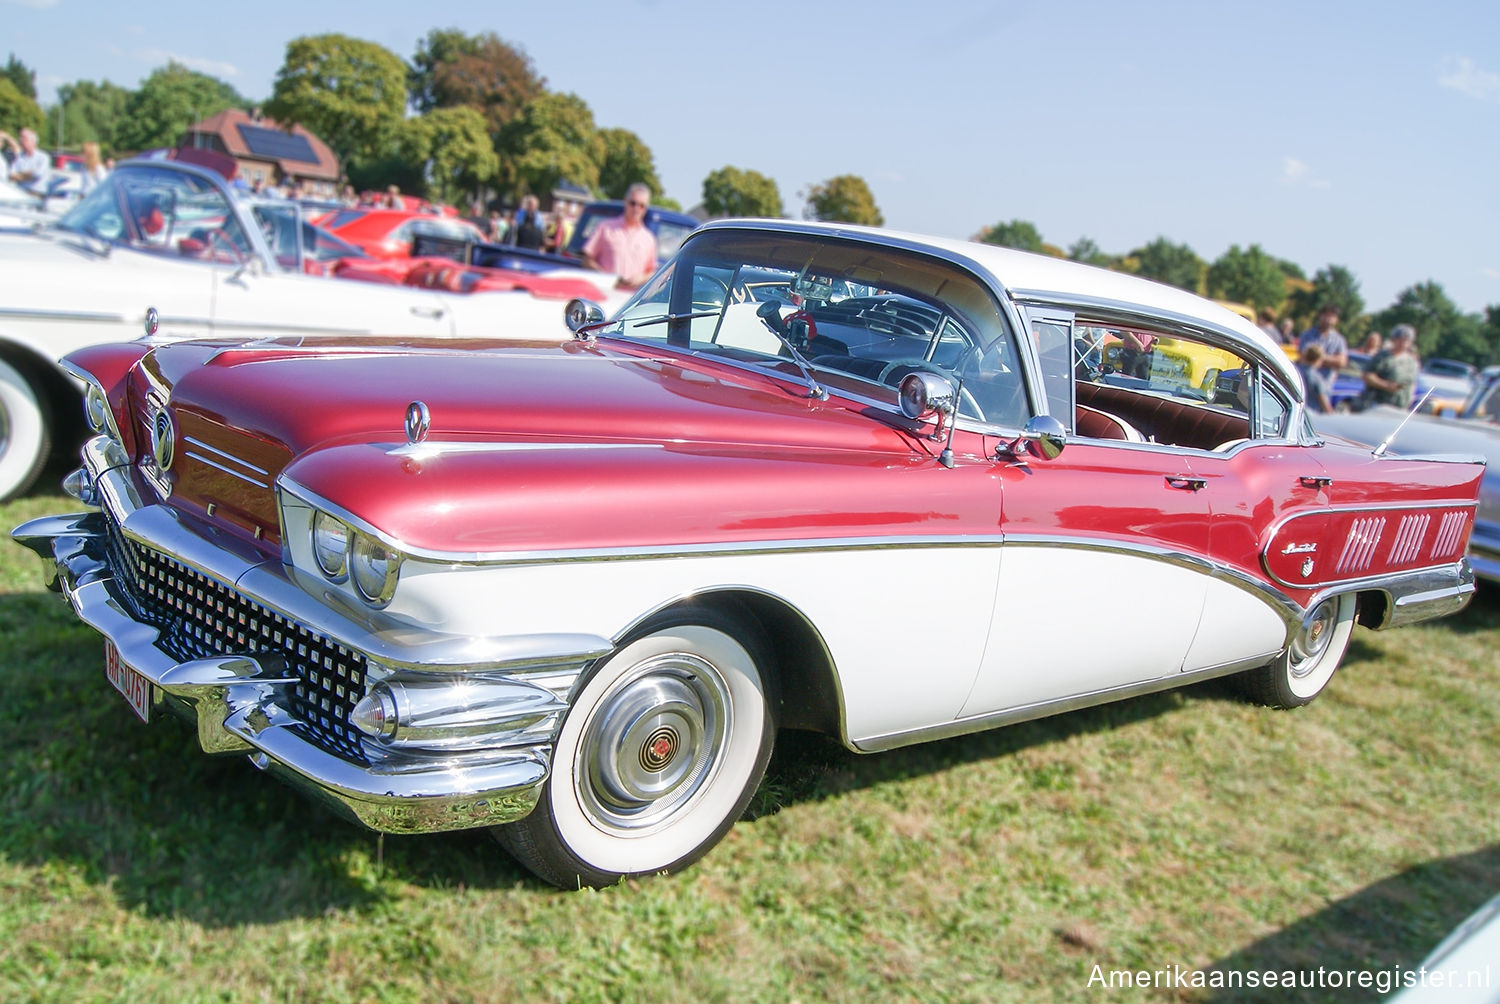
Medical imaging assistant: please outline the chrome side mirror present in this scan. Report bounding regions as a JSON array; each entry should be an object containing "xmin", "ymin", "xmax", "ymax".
[
  {"xmin": 1016, "ymin": 415, "xmax": 1067, "ymax": 460},
  {"xmin": 565, "ymin": 298, "xmax": 605, "ymax": 336}
]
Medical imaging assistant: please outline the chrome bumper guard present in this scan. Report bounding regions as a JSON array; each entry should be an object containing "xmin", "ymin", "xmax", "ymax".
[
  {"xmin": 12, "ymin": 439, "xmax": 613, "ymax": 835},
  {"xmin": 1352, "ymin": 560, "xmax": 1477, "ymax": 630}
]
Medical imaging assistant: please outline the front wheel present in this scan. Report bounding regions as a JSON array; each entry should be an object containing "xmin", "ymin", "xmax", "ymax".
[
  {"xmin": 1237, "ymin": 593, "xmax": 1356, "ymax": 708},
  {"xmin": 0, "ymin": 356, "xmax": 52, "ymax": 503},
  {"xmin": 496, "ymin": 610, "xmax": 776, "ymax": 888}
]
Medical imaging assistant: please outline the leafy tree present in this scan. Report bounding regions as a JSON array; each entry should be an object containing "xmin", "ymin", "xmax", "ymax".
[
  {"xmin": 1372, "ymin": 281, "xmax": 1488, "ymax": 364},
  {"xmin": 0, "ymin": 78, "xmax": 43, "ymax": 134},
  {"xmin": 409, "ymin": 29, "xmax": 545, "ymax": 136},
  {"xmin": 412, "ymin": 106, "xmax": 499, "ymax": 206},
  {"xmin": 266, "ymin": 34, "xmax": 407, "ymax": 169},
  {"xmin": 701, "ymin": 165, "xmax": 782, "ymax": 217},
  {"xmin": 1067, "ymin": 236, "xmax": 1111, "ymax": 266},
  {"xmin": 1274, "ymin": 257, "xmax": 1306, "ymax": 281},
  {"xmin": 802, "ymin": 174, "xmax": 882, "ymax": 226},
  {"xmin": 978, "ymin": 219, "xmax": 1044, "ymax": 253},
  {"xmin": 1206, "ymin": 244, "xmax": 1286, "ymax": 311},
  {"xmin": 4, "ymin": 54, "xmax": 35, "ymax": 100},
  {"xmin": 596, "ymin": 128, "xmax": 661, "ymax": 201},
  {"xmin": 44, "ymin": 80, "xmax": 131, "ymax": 152},
  {"xmin": 1128, "ymin": 237, "xmax": 1204, "ymax": 293},
  {"xmin": 110, "ymin": 62, "xmax": 244, "ymax": 153},
  {"xmin": 497, "ymin": 91, "xmax": 600, "ymax": 200},
  {"xmin": 1286, "ymin": 264, "xmax": 1364, "ymax": 334}
]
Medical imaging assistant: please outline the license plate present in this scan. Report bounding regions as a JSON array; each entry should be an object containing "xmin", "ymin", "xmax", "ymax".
[{"xmin": 105, "ymin": 640, "xmax": 151, "ymax": 723}]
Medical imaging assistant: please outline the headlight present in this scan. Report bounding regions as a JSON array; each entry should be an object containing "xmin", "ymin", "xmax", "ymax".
[
  {"xmin": 350, "ymin": 529, "xmax": 401, "ymax": 607},
  {"xmin": 84, "ymin": 384, "xmax": 110, "ymax": 434},
  {"xmin": 310, "ymin": 510, "xmax": 349, "ymax": 581}
]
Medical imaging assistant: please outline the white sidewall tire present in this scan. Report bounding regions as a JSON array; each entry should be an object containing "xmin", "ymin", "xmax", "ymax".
[
  {"xmin": 501, "ymin": 616, "xmax": 776, "ymax": 886},
  {"xmin": 0, "ymin": 356, "xmax": 50, "ymax": 503},
  {"xmin": 1283, "ymin": 593, "xmax": 1356, "ymax": 702}
]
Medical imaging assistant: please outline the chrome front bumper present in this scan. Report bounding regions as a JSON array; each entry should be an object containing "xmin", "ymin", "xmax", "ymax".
[{"xmin": 12, "ymin": 441, "xmax": 611, "ymax": 835}]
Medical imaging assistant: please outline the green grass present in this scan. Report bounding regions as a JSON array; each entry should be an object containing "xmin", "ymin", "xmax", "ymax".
[{"xmin": 2, "ymin": 490, "xmax": 1497, "ymax": 1002}]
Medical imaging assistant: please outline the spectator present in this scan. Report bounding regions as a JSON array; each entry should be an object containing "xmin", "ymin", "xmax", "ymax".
[
  {"xmin": 1256, "ymin": 307, "xmax": 1284, "ymax": 344},
  {"xmin": 2, "ymin": 127, "xmax": 51, "ymax": 192},
  {"xmin": 1361, "ymin": 324, "xmax": 1419, "ymax": 409},
  {"xmin": 1278, "ymin": 318, "xmax": 1295, "ymax": 344},
  {"xmin": 547, "ymin": 202, "xmax": 575, "ymax": 253},
  {"xmin": 383, "ymin": 185, "xmax": 404, "ymax": 209},
  {"xmin": 487, "ymin": 208, "xmax": 508, "ymax": 242},
  {"xmin": 79, "ymin": 141, "xmax": 108, "ymax": 195},
  {"xmin": 1297, "ymin": 305, "xmax": 1348, "ymax": 381},
  {"xmin": 582, "ymin": 182, "xmax": 658, "ymax": 288},
  {"xmin": 511, "ymin": 195, "xmax": 545, "ymax": 250},
  {"xmin": 1296, "ymin": 344, "xmax": 1334, "ymax": 413},
  {"xmin": 1359, "ymin": 331, "xmax": 1383, "ymax": 353},
  {"xmin": 339, "ymin": 183, "xmax": 358, "ymax": 207}
]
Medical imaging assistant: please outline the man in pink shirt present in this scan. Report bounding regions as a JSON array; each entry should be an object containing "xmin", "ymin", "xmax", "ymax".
[{"xmin": 582, "ymin": 182, "xmax": 658, "ymax": 289}]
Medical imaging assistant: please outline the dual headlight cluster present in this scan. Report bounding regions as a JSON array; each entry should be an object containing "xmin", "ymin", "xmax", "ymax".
[{"xmin": 309, "ymin": 509, "xmax": 402, "ymax": 607}]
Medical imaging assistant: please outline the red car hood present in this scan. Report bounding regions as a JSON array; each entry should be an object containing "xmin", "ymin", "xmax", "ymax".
[{"xmin": 127, "ymin": 337, "xmax": 954, "ymax": 555}]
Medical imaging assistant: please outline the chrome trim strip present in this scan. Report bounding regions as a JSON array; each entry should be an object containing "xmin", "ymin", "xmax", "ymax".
[
  {"xmin": 184, "ymin": 449, "xmax": 271, "ymax": 488},
  {"xmin": 387, "ymin": 441, "xmax": 665, "ymax": 459},
  {"xmin": 183, "ymin": 435, "xmax": 270, "ymax": 474},
  {"xmin": 1261, "ymin": 500, "xmax": 1479, "ymax": 589},
  {"xmin": 0, "ymin": 307, "xmax": 128, "ymax": 324}
]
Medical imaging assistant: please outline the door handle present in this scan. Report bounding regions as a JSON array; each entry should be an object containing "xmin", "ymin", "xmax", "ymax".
[
  {"xmin": 409, "ymin": 305, "xmax": 446, "ymax": 319},
  {"xmin": 1165, "ymin": 475, "xmax": 1206, "ymax": 491},
  {"xmin": 1299, "ymin": 475, "xmax": 1333, "ymax": 489}
]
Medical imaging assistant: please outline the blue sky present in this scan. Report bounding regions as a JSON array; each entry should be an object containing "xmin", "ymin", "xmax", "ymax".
[{"xmin": 7, "ymin": 0, "xmax": 1498, "ymax": 316}]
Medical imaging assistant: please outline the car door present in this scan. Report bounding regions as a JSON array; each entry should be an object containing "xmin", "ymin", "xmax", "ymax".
[{"xmin": 958, "ymin": 308, "xmax": 1211, "ymax": 718}]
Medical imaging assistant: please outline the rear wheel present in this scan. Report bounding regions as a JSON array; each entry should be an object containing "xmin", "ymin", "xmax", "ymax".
[
  {"xmin": 0, "ymin": 356, "xmax": 51, "ymax": 503},
  {"xmin": 497, "ymin": 609, "xmax": 776, "ymax": 888},
  {"xmin": 1238, "ymin": 593, "xmax": 1356, "ymax": 708}
]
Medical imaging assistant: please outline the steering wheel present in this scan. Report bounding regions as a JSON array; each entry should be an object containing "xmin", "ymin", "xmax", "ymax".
[{"xmin": 691, "ymin": 273, "xmax": 730, "ymax": 311}]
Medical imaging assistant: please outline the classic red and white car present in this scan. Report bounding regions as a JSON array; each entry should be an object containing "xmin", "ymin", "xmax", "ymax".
[{"xmin": 13, "ymin": 220, "xmax": 1485, "ymax": 888}]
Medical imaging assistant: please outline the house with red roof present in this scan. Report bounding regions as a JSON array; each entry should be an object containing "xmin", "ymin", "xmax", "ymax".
[{"xmin": 180, "ymin": 108, "xmax": 340, "ymax": 197}]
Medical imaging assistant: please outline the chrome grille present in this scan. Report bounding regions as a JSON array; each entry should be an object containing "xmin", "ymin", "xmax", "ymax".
[{"xmin": 103, "ymin": 512, "xmax": 369, "ymax": 761}]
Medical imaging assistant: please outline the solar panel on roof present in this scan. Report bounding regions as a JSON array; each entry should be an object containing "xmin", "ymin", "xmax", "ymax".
[{"xmin": 238, "ymin": 124, "xmax": 317, "ymax": 164}]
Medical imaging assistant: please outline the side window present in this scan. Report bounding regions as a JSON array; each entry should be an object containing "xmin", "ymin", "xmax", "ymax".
[
  {"xmin": 1072, "ymin": 322, "xmax": 1254, "ymax": 450},
  {"xmin": 1026, "ymin": 311, "xmax": 1075, "ymax": 429}
]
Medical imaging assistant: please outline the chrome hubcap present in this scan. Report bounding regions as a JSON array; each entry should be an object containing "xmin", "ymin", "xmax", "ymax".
[
  {"xmin": 1289, "ymin": 599, "xmax": 1337, "ymax": 678},
  {"xmin": 576, "ymin": 653, "xmax": 730, "ymax": 834}
]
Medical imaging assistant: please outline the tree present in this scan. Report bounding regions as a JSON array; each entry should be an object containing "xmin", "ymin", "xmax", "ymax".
[
  {"xmin": 1372, "ymin": 281, "xmax": 1487, "ymax": 364},
  {"xmin": 978, "ymin": 219, "xmax": 1044, "ymax": 253},
  {"xmin": 701, "ymin": 165, "xmax": 782, "ymax": 217},
  {"xmin": 266, "ymin": 34, "xmax": 407, "ymax": 169},
  {"xmin": 596, "ymin": 128, "xmax": 661, "ymax": 201},
  {"xmin": 0, "ymin": 78, "xmax": 43, "ymax": 135},
  {"xmin": 1286, "ymin": 264, "xmax": 1364, "ymax": 335},
  {"xmin": 410, "ymin": 30, "xmax": 544, "ymax": 136},
  {"xmin": 802, "ymin": 174, "xmax": 882, "ymax": 226},
  {"xmin": 1128, "ymin": 237, "xmax": 1204, "ymax": 292},
  {"xmin": 45, "ymin": 79, "xmax": 131, "ymax": 152},
  {"xmin": 497, "ymin": 91, "xmax": 601, "ymax": 199},
  {"xmin": 4, "ymin": 54, "xmax": 35, "ymax": 100},
  {"xmin": 1067, "ymin": 236, "xmax": 1111, "ymax": 267},
  {"xmin": 416, "ymin": 106, "xmax": 500, "ymax": 206},
  {"xmin": 109, "ymin": 62, "xmax": 243, "ymax": 153},
  {"xmin": 1206, "ymin": 244, "xmax": 1286, "ymax": 312}
]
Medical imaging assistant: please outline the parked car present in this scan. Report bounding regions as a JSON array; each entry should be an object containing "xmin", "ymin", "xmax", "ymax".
[
  {"xmin": 0, "ymin": 158, "xmax": 612, "ymax": 502},
  {"xmin": 1314, "ymin": 367, "xmax": 1500, "ymax": 583},
  {"xmin": 14, "ymin": 219, "xmax": 1483, "ymax": 889},
  {"xmin": 445, "ymin": 200, "xmax": 701, "ymax": 276},
  {"xmin": 317, "ymin": 207, "xmax": 487, "ymax": 260}
]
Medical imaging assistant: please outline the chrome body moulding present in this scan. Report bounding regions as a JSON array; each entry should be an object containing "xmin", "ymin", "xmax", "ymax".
[{"xmin": 9, "ymin": 438, "xmax": 618, "ymax": 835}]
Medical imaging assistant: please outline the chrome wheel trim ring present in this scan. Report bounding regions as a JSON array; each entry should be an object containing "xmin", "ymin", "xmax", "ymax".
[
  {"xmin": 1289, "ymin": 599, "xmax": 1338, "ymax": 679},
  {"xmin": 575, "ymin": 653, "xmax": 731, "ymax": 836}
]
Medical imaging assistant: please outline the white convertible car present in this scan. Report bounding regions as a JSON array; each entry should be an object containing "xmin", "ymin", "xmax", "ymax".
[{"xmin": 0, "ymin": 158, "xmax": 620, "ymax": 502}]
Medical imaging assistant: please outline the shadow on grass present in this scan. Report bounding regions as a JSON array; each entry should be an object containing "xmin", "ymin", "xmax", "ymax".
[
  {"xmin": 0, "ymin": 588, "xmax": 535, "ymax": 926},
  {"xmin": 1205, "ymin": 844, "xmax": 1500, "ymax": 1002}
]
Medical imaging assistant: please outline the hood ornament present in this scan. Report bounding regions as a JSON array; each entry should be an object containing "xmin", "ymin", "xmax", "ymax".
[{"xmin": 405, "ymin": 401, "xmax": 430, "ymax": 446}]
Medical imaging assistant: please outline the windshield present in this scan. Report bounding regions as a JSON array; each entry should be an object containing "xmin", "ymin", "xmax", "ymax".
[
  {"xmin": 604, "ymin": 228, "xmax": 1027, "ymax": 428},
  {"xmin": 56, "ymin": 164, "xmax": 252, "ymax": 259}
]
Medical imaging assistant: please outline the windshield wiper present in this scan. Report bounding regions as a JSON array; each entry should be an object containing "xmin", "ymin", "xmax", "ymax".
[
  {"xmin": 755, "ymin": 301, "xmax": 827, "ymax": 400},
  {"xmin": 625, "ymin": 309, "xmax": 721, "ymax": 329}
]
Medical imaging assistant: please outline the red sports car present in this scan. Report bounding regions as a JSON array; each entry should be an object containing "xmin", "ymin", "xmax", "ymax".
[{"xmin": 320, "ymin": 207, "xmax": 486, "ymax": 259}]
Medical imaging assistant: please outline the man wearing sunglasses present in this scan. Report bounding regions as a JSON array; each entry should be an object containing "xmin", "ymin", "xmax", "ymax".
[{"xmin": 582, "ymin": 182, "xmax": 659, "ymax": 289}]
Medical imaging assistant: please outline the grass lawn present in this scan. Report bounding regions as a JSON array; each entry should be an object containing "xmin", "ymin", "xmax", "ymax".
[{"xmin": 2, "ymin": 489, "xmax": 1496, "ymax": 1002}]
